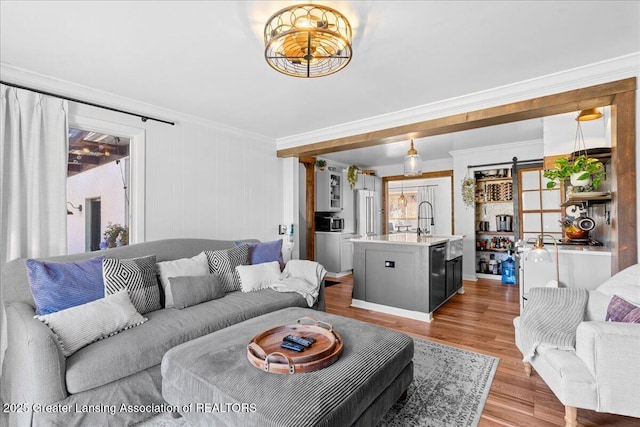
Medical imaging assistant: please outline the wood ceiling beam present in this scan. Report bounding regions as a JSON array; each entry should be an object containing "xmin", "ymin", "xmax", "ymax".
[{"xmin": 277, "ymin": 77, "xmax": 635, "ymax": 158}]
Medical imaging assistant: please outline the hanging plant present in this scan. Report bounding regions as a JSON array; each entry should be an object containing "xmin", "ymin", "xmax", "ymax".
[
  {"xmin": 461, "ymin": 176, "xmax": 475, "ymax": 208},
  {"xmin": 543, "ymin": 155, "xmax": 605, "ymax": 192},
  {"xmin": 315, "ymin": 159, "xmax": 327, "ymax": 171},
  {"xmin": 347, "ymin": 165, "xmax": 360, "ymax": 189}
]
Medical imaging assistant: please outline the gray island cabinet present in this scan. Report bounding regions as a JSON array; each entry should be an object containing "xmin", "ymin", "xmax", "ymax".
[{"xmin": 351, "ymin": 234, "xmax": 464, "ymax": 322}]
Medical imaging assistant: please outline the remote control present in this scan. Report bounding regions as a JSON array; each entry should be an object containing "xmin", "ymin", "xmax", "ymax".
[
  {"xmin": 283, "ymin": 335, "xmax": 312, "ymax": 348},
  {"xmin": 301, "ymin": 336, "xmax": 316, "ymax": 344},
  {"xmin": 280, "ymin": 341, "xmax": 304, "ymax": 352}
]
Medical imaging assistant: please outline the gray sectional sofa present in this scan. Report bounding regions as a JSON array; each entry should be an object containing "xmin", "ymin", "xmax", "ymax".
[{"xmin": 0, "ymin": 238, "xmax": 325, "ymax": 426}]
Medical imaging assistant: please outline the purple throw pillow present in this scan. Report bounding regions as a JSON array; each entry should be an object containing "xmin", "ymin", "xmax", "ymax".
[
  {"xmin": 235, "ymin": 240, "xmax": 284, "ymax": 270},
  {"xmin": 26, "ymin": 256, "xmax": 105, "ymax": 315},
  {"xmin": 606, "ymin": 295, "xmax": 640, "ymax": 323}
]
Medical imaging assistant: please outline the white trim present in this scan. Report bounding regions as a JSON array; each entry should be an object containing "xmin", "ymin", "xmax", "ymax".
[
  {"xmin": 68, "ymin": 115, "xmax": 146, "ymax": 244},
  {"xmin": 351, "ymin": 299, "xmax": 433, "ymax": 322},
  {"xmin": 276, "ymin": 53, "xmax": 640, "ymax": 149}
]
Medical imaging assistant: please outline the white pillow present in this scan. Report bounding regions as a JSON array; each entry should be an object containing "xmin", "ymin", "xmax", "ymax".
[
  {"xmin": 36, "ymin": 291, "xmax": 147, "ymax": 357},
  {"xmin": 157, "ymin": 252, "xmax": 209, "ymax": 308},
  {"xmin": 236, "ymin": 261, "xmax": 282, "ymax": 293}
]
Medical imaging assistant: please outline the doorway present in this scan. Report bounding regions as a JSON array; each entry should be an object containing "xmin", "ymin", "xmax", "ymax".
[{"xmin": 87, "ymin": 198, "xmax": 102, "ymax": 251}]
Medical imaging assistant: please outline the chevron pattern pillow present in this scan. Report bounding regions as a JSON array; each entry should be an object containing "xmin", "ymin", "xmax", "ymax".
[
  {"xmin": 204, "ymin": 245, "xmax": 249, "ymax": 293},
  {"xmin": 102, "ymin": 255, "xmax": 161, "ymax": 314}
]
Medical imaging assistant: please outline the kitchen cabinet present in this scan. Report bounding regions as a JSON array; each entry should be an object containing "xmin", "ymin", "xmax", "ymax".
[
  {"xmin": 446, "ymin": 256, "xmax": 463, "ymax": 298},
  {"xmin": 351, "ymin": 234, "xmax": 464, "ymax": 322},
  {"xmin": 316, "ymin": 169, "xmax": 342, "ymax": 212},
  {"xmin": 354, "ymin": 173, "xmax": 380, "ymax": 191},
  {"xmin": 315, "ymin": 232, "xmax": 354, "ymax": 275}
]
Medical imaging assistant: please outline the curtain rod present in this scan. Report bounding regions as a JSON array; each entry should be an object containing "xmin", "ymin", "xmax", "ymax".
[
  {"xmin": 467, "ymin": 157, "xmax": 543, "ymax": 170},
  {"xmin": 0, "ymin": 80, "xmax": 175, "ymax": 126}
]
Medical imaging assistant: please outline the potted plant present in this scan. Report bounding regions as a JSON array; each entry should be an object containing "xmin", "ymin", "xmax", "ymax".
[
  {"xmin": 315, "ymin": 159, "xmax": 327, "ymax": 171},
  {"xmin": 347, "ymin": 165, "xmax": 360, "ymax": 189},
  {"xmin": 543, "ymin": 155, "xmax": 605, "ymax": 192}
]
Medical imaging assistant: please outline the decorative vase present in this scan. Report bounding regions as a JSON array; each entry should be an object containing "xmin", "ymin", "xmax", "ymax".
[{"xmin": 570, "ymin": 172, "xmax": 591, "ymax": 187}]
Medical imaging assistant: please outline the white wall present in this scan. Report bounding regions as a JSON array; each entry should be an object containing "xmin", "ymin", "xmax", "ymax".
[
  {"xmin": 68, "ymin": 102, "xmax": 283, "ymax": 245},
  {"xmin": 67, "ymin": 161, "xmax": 127, "ymax": 254}
]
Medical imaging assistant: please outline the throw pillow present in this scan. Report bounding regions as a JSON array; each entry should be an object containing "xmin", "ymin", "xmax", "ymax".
[
  {"xmin": 204, "ymin": 245, "xmax": 249, "ymax": 293},
  {"xmin": 236, "ymin": 261, "xmax": 282, "ymax": 293},
  {"xmin": 606, "ymin": 295, "xmax": 640, "ymax": 323},
  {"xmin": 235, "ymin": 239, "xmax": 284, "ymax": 270},
  {"xmin": 102, "ymin": 255, "xmax": 161, "ymax": 314},
  {"xmin": 36, "ymin": 290, "xmax": 147, "ymax": 357},
  {"xmin": 26, "ymin": 256, "xmax": 105, "ymax": 316},
  {"xmin": 168, "ymin": 275, "xmax": 225, "ymax": 309},
  {"xmin": 156, "ymin": 252, "xmax": 209, "ymax": 308}
]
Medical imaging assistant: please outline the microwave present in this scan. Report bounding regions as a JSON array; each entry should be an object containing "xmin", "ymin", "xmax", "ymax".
[{"xmin": 316, "ymin": 216, "xmax": 344, "ymax": 232}]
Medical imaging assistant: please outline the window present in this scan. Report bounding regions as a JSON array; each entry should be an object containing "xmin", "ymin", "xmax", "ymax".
[
  {"xmin": 388, "ymin": 191, "xmax": 418, "ymax": 221},
  {"xmin": 67, "ymin": 128, "xmax": 131, "ymax": 254}
]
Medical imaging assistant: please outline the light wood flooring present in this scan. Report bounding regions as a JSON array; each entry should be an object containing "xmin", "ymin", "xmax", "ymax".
[{"xmin": 324, "ymin": 276, "xmax": 638, "ymax": 427}]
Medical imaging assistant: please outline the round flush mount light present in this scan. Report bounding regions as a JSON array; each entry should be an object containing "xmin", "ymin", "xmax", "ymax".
[{"xmin": 264, "ymin": 4, "xmax": 353, "ymax": 78}]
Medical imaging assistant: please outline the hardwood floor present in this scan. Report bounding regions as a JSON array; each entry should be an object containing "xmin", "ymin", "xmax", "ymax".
[{"xmin": 324, "ymin": 276, "xmax": 638, "ymax": 427}]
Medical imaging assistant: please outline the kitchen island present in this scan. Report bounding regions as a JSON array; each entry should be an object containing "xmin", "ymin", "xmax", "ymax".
[{"xmin": 351, "ymin": 233, "xmax": 464, "ymax": 322}]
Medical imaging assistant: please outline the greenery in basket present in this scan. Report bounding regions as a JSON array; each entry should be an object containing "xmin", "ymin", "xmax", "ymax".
[
  {"xmin": 100, "ymin": 222, "xmax": 129, "ymax": 249},
  {"xmin": 461, "ymin": 177, "xmax": 475, "ymax": 208},
  {"xmin": 543, "ymin": 155, "xmax": 605, "ymax": 191},
  {"xmin": 315, "ymin": 159, "xmax": 327, "ymax": 170},
  {"xmin": 347, "ymin": 165, "xmax": 360, "ymax": 189}
]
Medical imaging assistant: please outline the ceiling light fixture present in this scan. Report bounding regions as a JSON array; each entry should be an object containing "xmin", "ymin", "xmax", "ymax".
[
  {"xmin": 403, "ymin": 140, "xmax": 423, "ymax": 177},
  {"xmin": 264, "ymin": 4, "xmax": 352, "ymax": 78},
  {"xmin": 576, "ymin": 108, "xmax": 603, "ymax": 121}
]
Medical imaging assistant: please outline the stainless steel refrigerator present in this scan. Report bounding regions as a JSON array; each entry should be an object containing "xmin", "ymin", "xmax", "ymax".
[{"xmin": 356, "ymin": 190, "xmax": 382, "ymax": 237}]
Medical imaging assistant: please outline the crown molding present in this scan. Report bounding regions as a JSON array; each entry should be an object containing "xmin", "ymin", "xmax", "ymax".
[
  {"xmin": 277, "ymin": 53, "xmax": 639, "ymax": 150},
  {"xmin": 0, "ymin": 63, "xmax": 274, "ymax": 144}
]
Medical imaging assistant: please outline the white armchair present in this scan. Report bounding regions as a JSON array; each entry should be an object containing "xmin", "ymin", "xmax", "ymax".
[{"xmin": 513, "ymin": 264, "xmax": 640, "ymax": 427}]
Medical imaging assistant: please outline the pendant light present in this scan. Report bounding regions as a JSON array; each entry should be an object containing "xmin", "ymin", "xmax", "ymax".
[
  {"xmin": 404, "ymin": 140, "xmax": 422, "ymax": 176},
  {"xmin": 576, "ymin": 108, "xmax": 603, "ymax": 122},
  {"xmin": 398, "ymin": 182, "xmax": 407, "ymax": 207}
]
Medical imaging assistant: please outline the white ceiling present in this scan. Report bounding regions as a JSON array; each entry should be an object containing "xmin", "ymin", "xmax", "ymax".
[{"xmin": 1, "ymin": 1, "xmax": 638, "ymax": 167}]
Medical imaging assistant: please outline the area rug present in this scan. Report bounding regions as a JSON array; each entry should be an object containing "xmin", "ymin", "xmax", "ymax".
[{"xmin": 137, "ymin": 338, "xmax": 498, "ymax": 427}]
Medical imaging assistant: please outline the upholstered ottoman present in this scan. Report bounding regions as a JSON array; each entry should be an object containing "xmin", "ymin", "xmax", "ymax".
[{"xmin": 161, "ymin": 307, "xmax": 414, "ymax": 426}]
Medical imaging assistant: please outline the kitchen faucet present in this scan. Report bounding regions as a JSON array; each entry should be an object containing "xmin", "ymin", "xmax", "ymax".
[{"xmin": 417, "ymin": 201, "xmax": 435, "ymax": 236}]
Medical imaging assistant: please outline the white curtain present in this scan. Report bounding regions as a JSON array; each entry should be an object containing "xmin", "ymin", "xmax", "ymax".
[
  {"xmin": 417, "ymin": 185, "xmax": 436, "ymax": 235},
  {"xmin": 0, "ymin": 84, "xmax": 68, "ymax": 369}
]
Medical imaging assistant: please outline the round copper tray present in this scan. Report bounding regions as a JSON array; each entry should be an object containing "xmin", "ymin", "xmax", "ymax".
[{"xmin": 247, "ymin": 317, "xmax": 343, "ymax": 374}]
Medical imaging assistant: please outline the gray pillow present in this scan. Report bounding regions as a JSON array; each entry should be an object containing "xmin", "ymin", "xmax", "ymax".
[{"xmin": 168, "ymin": 275, "xmax": 225, "ymax": 309}]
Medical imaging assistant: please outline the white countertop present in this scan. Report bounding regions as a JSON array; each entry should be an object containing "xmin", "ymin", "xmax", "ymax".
[{"xmin": 350, "ymin": 233, "xmax": 463, "ymax": 247}]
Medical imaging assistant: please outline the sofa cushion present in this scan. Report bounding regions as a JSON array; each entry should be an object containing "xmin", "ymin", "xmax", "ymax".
[
  {"xmin": 236, "ymin": 261, "xmax": 281, "ymax": 293},
  {"xmin": 606, "ymin": 295, "xmax": 640, "ymax": 323},
  {"xmin": 204, "ymin": 245, "xmax": 249, "ymax": 293},
  {"xmin": 26, "ymin": 256, "xmax": 105, "ymax": 315},
  {"xmin": 169, "ymin": 275, "xmax": 225, "ymax": 309},
  {"xmin": 103, "ymin": 255, "xmax": 161, "ymax": 314},
  {"xmin": 236, "ymin": 239, "xmax": 284, "ymax": 270},
  {"xmin": 36, "ymin": 291, "xmax": 147, "ymax": 357},
  {"xmin": 156, "ymin": 252, "xmax": 209, "ymax": 308},
  {"xmin": 65, "ymin": 289, "xmax": 307, "ymax": 393}
]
